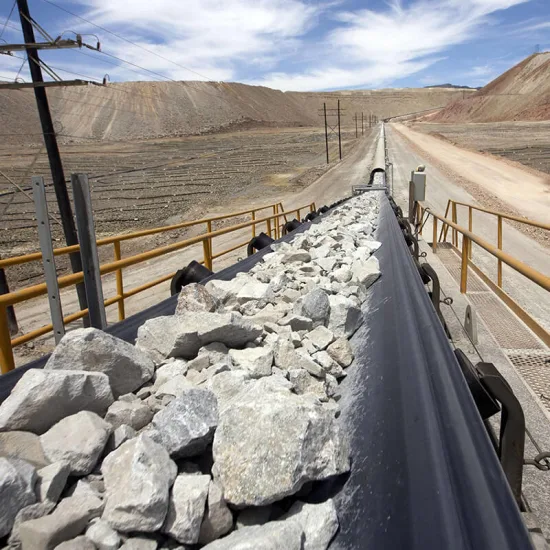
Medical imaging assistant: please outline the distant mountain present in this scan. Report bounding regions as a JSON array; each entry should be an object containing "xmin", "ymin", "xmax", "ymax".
[{"xmin": 424, "ymin": 83, "xmax": 480, "ymax": 89}]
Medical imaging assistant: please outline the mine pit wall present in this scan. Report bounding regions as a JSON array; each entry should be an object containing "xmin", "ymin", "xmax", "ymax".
[{"xmin": 0, "ymin": 181, "xmax": 533, "ymax": 548}]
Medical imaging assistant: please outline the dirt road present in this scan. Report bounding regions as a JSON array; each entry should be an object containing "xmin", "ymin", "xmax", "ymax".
[
  {"xmin": 11, "ymin": 132, "xmax": 377, "ymax": 366},
  {"xmin": 393, "ymin": 123, "xmax": 550, "ymax": 224},
  {"xmin": 387, "ymin": 123, "xmax": 550, "ymax": 332}
]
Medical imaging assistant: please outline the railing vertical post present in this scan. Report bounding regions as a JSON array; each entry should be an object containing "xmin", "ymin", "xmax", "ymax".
[
  {"xmin": 203, "ymin": 240, "xmax": 213, "ymax": 271},
  {"xmin": 266, "ymin": 217, "xmax": 272, "ymax": 238},
  {"xmin": 273, "ymin": 205, "xmax": 279, "ymax": 239},
  {"xmin": 432, "ymin": 216, "xmax": 438, "ymax": 253},
  {"xmin": 440, "ymin": 200, "xmax": 450, "ymax": 241},
  {"xmin": 113, "ymin": 241, "xmax": 125, "ymax": 321},
  {"xmin": 468, "ymin": 206, "xmax": 473, "ymax": 259},
  {"xmin": 251, "ymin": 211, "xmax": 256, "ymax": 238},
  {"xmin": 498, "ymin": 215, "xmax": 503, "ymax": 287},
  {"xmin": 207, "ymin": 221, "xmax": 213, "ymax": 266},
  {"xmin": 0, "ymin": 305, "xmax": 16, "ymax": 373},
  {"xmin": 452, "ymin": 202, "xmax": 458, "ymax": 247},
  {"xmin": 0, "ymin": 260, "xmax": 17, "ymax": 336},
  {"xmin": 460, "ymin": 236, "xmax": 470, "ymax": 293},
  {"xmin": 297, "ymin": 208, "xmax": 301, "ymax": 221},
  {"xmin": 33, "ymin": 176, "xmax": 65, "ymax": 343},
  {"xmin": 71, "ymin": 173, "xmax": 107, "ymax": 330}
]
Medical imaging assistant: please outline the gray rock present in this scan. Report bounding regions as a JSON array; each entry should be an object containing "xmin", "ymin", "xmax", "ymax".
[
  {"xmin": 104, "ymin": 425, "xmax": 136, "ymax": 455},
  {"xmin": 136, "ymin": 316, "xmax": 201, "ymax": 361},
  {"xmin": 295, "ymin": 350, "xmax": 325, "ymax": 378},
  {"xmin": 153, "ymin": 361, "xmax": 189, "ymax": 388},
  {"xmin": 198, "ymin": 481, "xmax": 233, "ymax": 544},
  {"xmin": 201, "ymin": 520, "xmax": 304, "ymax": 549},
  {"xmin": 206, "ymin": 371, "xmax": 251, "ymax": 413},
  {"xmin": 205, "ymin": 278, "xmax": 248, "ymax": 306},
  {"xmin": 229, "ymin": 347, "xmax": 273, "ymax": 379},
  {"xmin": 281, "ymin": 251, "xmax": 311, "ymax": 263},
  {"xmin": 0, "ymin": 369, "xmax": 113, "ymax": 435},
  {"xmin": 40, "ymin": 412, "xmax": 112, "ymax": 476},
  {"xmin": 247, "ymin": 304, "xmax": 287, "ymax": 325},
  {"xmin": 155, "ymin": 376, "xmax": 194, "ymax": 399},
  {"xmin": 236, "ymin": 506, "xmax": 271, "ymax": 529},
  {"xmin": 236, "ymin": 281, "xmax": 269, "ymax": 304},
  {"xmin": 149, "ymin": 388, "xmax": 218, "ymax": 458},
  {"xmin": 175, "ymin": 284, "xmax": 219, "ymax": 315},
  {"xmin": 162, "ymin": 474, "xmax": 210, "ymax": 544},
  {"xmin": 288, "ymin": 369, "xmax": 328, "ymax": 402},
  {"xmin": 8, "ymin": 501, "xmax": 55, "ymax": 548},
  {"xmin": 86, "ymin": 519, "xmax": 121, "ymax": 550},
  {"xmin": 37, "ymin": 461, "xmax": 70, "ymax": 503},
  {"xmin": 279, "ymin": 314, "xmax": 313, "ymax": 332},
  {"xmin": 305, "ymin": 326, "xmax": 334, "ymax": 351},
  {"xmin": 19, "ymin": 493, "xmax": 103, "ymax": 550},
  {"xmin": 105, "ymin": 399, "xmax": 153, "ymax": 431},
  {"xmin": 119, "ymin": 537, "xmax": 158, "ymax": 550},
  {"xmin": 102, "ymin": 434, "xmax": 177, "ymax": 533},
  {"xmin": 294, "ymin": 289, "xmax": 330, "ymax": 328},
  {"xmin": 213, "ymin": 383, "xmax": 349, "ymax": 507},
  {"xmin": 324, "ymin": 374, "xmax": 339, "ymax": 399},
  {"xmin": 0, "ymin": 431, "xmax": 50, "ymax": 468},
  {"xmin": 313, "ymin": 351, "xmax": 346, "ymax": 379},
  {"xmin": 327, "ymin": 295, "xmax": 362, "ymax": 338},
  {"xmin": 198, "ymin": 343, "xmax": 230, "ymax": 366},
  {"xmin": 281, "ymin": 500, "xmax": 338, "ymax": 550},
  {"xmin": 54, "ymin": 535, "xmax": 97, "ymax": 549},
  {"xmin": 326, "ymin": 338, "xmax": 354, "ymax": 367},
  {"xmin": 350, "ymin": 255, "xmax": 381, "ymax": 288},
  {"xmin": 195, "ymin": 312, "xmax": 262, "ymax": 348},
  {"xmin": 186, "ymin": 354, "xmax": 210, "ymax": 372},
  {"xmin": 0, "ymin": 457, "xmax": 37, "ymax": 537},
  {"xmin": 45, "ymin": 328, "xmax": 154, "ymax": 398}
]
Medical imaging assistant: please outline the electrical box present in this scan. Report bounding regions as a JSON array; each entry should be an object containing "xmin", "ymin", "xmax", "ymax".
[{"xmin": 410, "ymin": 171, "xmax": 426, "ymax": 202}]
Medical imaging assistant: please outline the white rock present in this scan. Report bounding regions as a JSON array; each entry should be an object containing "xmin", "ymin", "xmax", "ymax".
[
  {"xmin": 0, "ymin": 457, "xmax": 37, "ymax": 537},
  {"xmin": 105, "ymin": 400, "xmax": 153, "ymax": 431},
  {"xmin": 45, "ymin": 328, "xmax": 154, "ymax": 397},
  {"xmin": 198, "ymin": 481, "xmax": 233, "ymax": 544},
  {"xmin": 279, "ymin": 314, "xmax": 313, "ymax": 332},
  {"xmin": 40, "ymin": 411, "xmax": 112, "ymax": 476},
  {"xmin": 327, "ymin": 337, "xmax": 354, "ymax": 367},
  {"xmin": 102, "ymin": 434, "xmax": 177, "ymax": 533},
  {"xmin": 119, "ymin": 537, "xmax": 158, "ymax": 549},
  {"xmin": 328, "ymin": 295, "xmax": 362, "ymax": 338},
  {"xmin": 154, "ymin": 375, "xmax": 194, "ymax": 399},
  {"xmin": 237, "ymin": 281, "xmax": 270, "ymax": 303},
  {"xmin": 149, "ymin": 388, "xmax": 218, "ymax": 458},
  {"xmin": 206, "ymin": 371, "xmax": 251, "ymax": 413},
  {"xmin": 229, "ymin": 347, "xmax": 273, "ymax": 379},
  {"xmin": 294, "ymin": 289, "xmax": 330, "ymax": 328},
  {"xmin": 36, "ymin": 461, "xmax": 70, "ymax": 504},
  {"xmin": 282, "ymin": 251, "xmax": 311, "ymax": 263},
  {"xmin": 201, "ymin": 520, "xmax": 304, "ymax": 549},
  {"xmin": 282, "ymin": 499, "xmax": 339, "ymax": 550},
  {"xmin": 295, "ymin": 350, "xmax": 325, "ymax": 378},
  {"xmin": 0, "ymin": 369, "xmax": 113, "ymax": 435},
  {"xmin": 198, "ymin": 343, "xmax": 231, "ymax": 366},
  {"xmin": 324, "ymin": 374, "xmax": 339, "ymax": 398},
  {"xmin": 175, "ymin": 283, "xmax": 219, "ymax": 315},
  {"xmin": 104, "ymin": 424, "xmax": 136, "ymax": 455},
  {"xmin": 314, "ymin": 257, "xmax": 337, "ymax": 272},
  {"xmin": 213, "ymin": 383, "xmax": 349, "ymax": 507},
  {"xmin": 153, "ymin": 360, "xmax": 188, "ymax": 388},
  {"xmin": 248, "ymin": 304, "xmax": 287, "ymax": 325},
  {"xmin": 86, "ymin": 519, "xmax": 121, "ymax": 550},
  {"xmin": 205, "ymin": 278, "xmax": 248, "ymax": 306},
  {"xmin": 54, "ymin": 535, "xmax": 96, "ymax": 549},
  {"xmin": 8, "ymin": 501, "xmax": 55, "ymax": 548},
  {"xmin": 0, "ymin": 431, "xmax": 50, "ymax": 468},
  {"xmin": 313, "ymin": 351, "xmax": 346, "ymax": 379},
  {"xmin": 350, "ymin": 255, "xmax": 381, "ymax": 288},
  {"xmin": 332, "ymin": 266, "xmax": 352, "ymax": 283},
  {"xmin": 187, "ymin": 354, "xmax": 210, "ymax": 372},
  {"xmin": 288, "ymin": 369, "xmax": 328, "ymax": 402},
  {"xmin": 162, "ymin": 473, "xmax": 210, "ymax": 544},
  {"xmin": 305, "ymin": 326, "xmax": 334, "ymax": 351},
  {"xmin": 19, "ymin": 493, "xmax": 103, "ymax": 550},
  {"xmin": 195, "ymin": 312, "xmax": 263, "ymax": 348}
]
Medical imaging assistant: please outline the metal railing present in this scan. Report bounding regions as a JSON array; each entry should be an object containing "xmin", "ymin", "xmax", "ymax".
[
  {"xmin": 0, "ymin": 200, "xmax": 314, "ymax": 373},
  {"xmin": 416, "ymin": 201, "xmax": 550, "ymax": 346}
]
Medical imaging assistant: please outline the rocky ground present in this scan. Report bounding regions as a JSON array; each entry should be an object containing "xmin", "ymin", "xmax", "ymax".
[{"xmin": 0, "ymin": 190, "xmax": 382, "ymax": 549}]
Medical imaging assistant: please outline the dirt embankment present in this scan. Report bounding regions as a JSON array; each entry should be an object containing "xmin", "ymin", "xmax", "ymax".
[
  {"xmin": 0, "ymin": 82, "xmax": 470, "ymax": 145},
  {"xmin": 430, "ymin": 53, "xmax": 550, "ymax": 123}
]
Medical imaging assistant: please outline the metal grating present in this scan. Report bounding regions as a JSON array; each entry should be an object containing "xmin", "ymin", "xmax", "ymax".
[
  {"xmin": 469, "ymin": 293, "xmax": 544, "ymax": 350},
  {"xmin": 507, "ymin": 352, "xmax": 550, "ymax": 412},
  {"xmin": 435, "ymin": 247, "xmax": 488, "ymax": 292}
]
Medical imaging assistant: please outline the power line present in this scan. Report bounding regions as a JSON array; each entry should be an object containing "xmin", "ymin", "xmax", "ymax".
[
  {"xmin": 98, "ymin": 50, "xmax": 175, "ymax": 82},
  {"xmin": 41, "ymin": 0, "xmax": 215, "ymax": 81},
  {"xmin": 0, "ymin": 1, "xmax": 16, "ymax": 39}
]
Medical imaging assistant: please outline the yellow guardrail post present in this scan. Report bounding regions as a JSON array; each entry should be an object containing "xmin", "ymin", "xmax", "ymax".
[
  {"xmin": 266, "ymin": 217, "xmax": 272, "ymax": 238},
  {"xmin": 273, "ymin": 205, "xmax": 279, "ymax": 239},
  {"xmin": 113, "ymin": 241, "xmax": 125, "ymax": 321},
  {"xmin": 468, "ymin": 206, "xmax": 473, "ymax": 259},
  {"xmin": 440, "ymin": 200, "xmax": 451, "ymax": 242},
  {"xmin": 0, "ymin": 305, "xmax": 15, "ymax": 374},
  {"xmin": 251, "ymin": 211, "xmax": 256, "ymax": 238},
  {"xmin": 460, "ymin": 236, "xmax": 470, "ymax": 293},
  {"xmin": 497, "ymin": 215, "xmax": 503, "ymax": 287},
  {"xmin": 204, "ymin": 221, "xmax": 213, "ymax": 271},
  {"xmin": 432, "ymin": 216, "xmax": 438, "ymax": 253},
  {"xmin": 452, "ymin": 202, "xmax": 458, "ymax": 247}
]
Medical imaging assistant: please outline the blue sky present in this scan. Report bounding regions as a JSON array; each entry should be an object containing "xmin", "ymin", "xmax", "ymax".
[{"xmin": 1, "ymin": 0, "xmax": 549, "ymax": 91}]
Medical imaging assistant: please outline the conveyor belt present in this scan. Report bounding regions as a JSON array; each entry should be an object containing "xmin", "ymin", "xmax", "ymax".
[{"xmin": 0, "ymin": 194, "xmax": 533, "ymax": 548}]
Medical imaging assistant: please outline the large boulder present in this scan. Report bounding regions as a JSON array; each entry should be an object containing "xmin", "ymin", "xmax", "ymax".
[
  {"xmin": 0, "ymin": 457, "xmax": 37, "ymax": 538},
  {"xmin": 149, "ymin": 388, "xmax": 218, "ymax": 458},
  {"xmin": 201, "ymin": 520, "xmax": 304, "ymax": 549},
  {"xmin": 40, "ymin": 412, "xmax": 111, "ymax": 476},
  {"xmin": 0, "ymin": 369, "xmax": 113, "ymax": 435},
  {"xmin": 101, "ymin": 434, "xmax": 177, "ymax": 533},
  {"xmin": 162, "ymin": 473, "xmax": 210, "ymax": 544},
  {"xmin": 18, "ymin": 493, "xmax": 103, "ymax": 550},
  {"xmin": 45, "ymin": 328, "xmax": 154, "ymax": 397},
  {"xmin": 213, "ymin": 383, "xmax": 349, "ymax": 507}
]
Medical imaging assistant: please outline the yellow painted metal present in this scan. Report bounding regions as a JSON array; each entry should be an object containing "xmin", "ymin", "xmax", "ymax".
[
  {"xmin": 251, "ymin": 211, "xmax": 256, "ymax": 238},
  {"xmin": 498, "ymin": 215, "xmax": 503, "ymax": 288},
  {"xmin": 113, "ymin": 241, "xmax": 125, "ymax": 321},
  {"xmin": 439, "ymin": 200, "xmax": 451, "ymax": 242},
  {"xmin": 452, "ymin": 202, "xmax": 458, "ymax": 247},
  {"xmin": 0, "ymin": 202, "xmax": 312, "ymax": 373},
  {"xmin": 460, "ymin": 237, "xmax": 469, "ymax": 293},
  {"xmin": 432, "ymin": 217, "xmax": 438, "ymax": 253},
  {"xmin": 468, "ymin": 206, "xmax": 473, "ymax": 259}
]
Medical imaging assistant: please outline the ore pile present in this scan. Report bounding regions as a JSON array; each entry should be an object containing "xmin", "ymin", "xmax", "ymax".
[{"xmin": 0, "ymin": 192, "xmax": 381, "ymax": 549}]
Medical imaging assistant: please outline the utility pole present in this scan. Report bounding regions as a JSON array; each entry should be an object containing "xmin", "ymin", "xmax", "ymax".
[
  {"xmin": 16, "ymin": 0, "xmax": 89, "ymax": 319},
  {"xmin": 337, "ymin": 99, "xmax": 342, "ymax": 160},
  {"xmin": 323, "ymin": 103, "xmax": 329, "ymax": 164},
  {"xmin": 355, "ymin": 113, "xmax": 358, "ymax": 138},
  {"xmin": 361, "ymin": 112, "xmax": 364, "ymax": 135}
]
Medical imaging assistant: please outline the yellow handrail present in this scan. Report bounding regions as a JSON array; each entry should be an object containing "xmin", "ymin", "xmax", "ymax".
[{"xmin": 0, "ymin": 201, "xmax": 315, "ymax": 373}]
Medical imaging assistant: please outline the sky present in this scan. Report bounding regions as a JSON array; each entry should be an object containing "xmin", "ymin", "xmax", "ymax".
[{"xmin": 1, "ymin": 0, "xmax": 549, "ymax": 91}]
